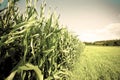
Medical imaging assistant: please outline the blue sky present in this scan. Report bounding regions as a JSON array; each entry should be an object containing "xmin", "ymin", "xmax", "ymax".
[
  {"xmin": 0, "ymin": 0, "xmax": 8, "ymax": 10},
  {"xmin": 1, "ymin": 0, "xmax": 120, "ymax": 42}
]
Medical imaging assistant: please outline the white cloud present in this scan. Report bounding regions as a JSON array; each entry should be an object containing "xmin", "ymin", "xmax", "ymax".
[
  {"xmin": 105, "ymin": 23, "xmax": 120, "ymax": 36},
  {"xmin": 79, "ymin": 23, "xmax": 120, "ymax": 42}
]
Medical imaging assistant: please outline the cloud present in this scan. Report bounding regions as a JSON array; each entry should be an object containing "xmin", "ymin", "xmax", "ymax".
[
  {"xmin": 79, "ymin": 23, "xmax": 120, "ymax": 42},
  {"xmin": 106, "ymin": 23, "xmax": 120, "ymax": 36}
]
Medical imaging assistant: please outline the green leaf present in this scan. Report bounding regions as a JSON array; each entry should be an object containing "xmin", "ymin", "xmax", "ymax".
[
  {"xmin": 19, "ymin": 63, "xmax": 43, "ymax": 80},
  {"xmin": 5, "ymin": 70, "xmax": 17, "ymax": 80}
]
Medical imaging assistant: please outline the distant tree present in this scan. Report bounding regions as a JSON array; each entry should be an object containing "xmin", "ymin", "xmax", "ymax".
[{"xmin": 92, "ymin": 39, "xmax": 120, "ymax": 46}]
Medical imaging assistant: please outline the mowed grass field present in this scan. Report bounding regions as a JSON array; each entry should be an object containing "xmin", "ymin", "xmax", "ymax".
[{"xmin": 72, "ymin": 46, "xmax": 120, "ymax": 80}]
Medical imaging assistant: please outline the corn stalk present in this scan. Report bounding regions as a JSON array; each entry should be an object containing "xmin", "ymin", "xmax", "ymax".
[{"xmin": 0, "ymin": 0, "xmax": 84, "ymax": 80}]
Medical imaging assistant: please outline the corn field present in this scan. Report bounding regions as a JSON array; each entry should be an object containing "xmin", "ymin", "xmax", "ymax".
[{"xmin": 0, "ymin": 0, "xmax": 84, "ymax": 80}]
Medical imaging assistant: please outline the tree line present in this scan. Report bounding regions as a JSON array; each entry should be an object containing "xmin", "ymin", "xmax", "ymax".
[{"xmin": 84, "ymin": 39, "xmax": 120, "ymax": 46}]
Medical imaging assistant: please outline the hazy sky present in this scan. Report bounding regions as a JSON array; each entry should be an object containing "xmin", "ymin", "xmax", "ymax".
[{"xmin": 2, "ymin": 0, "xmax": 120, "ymax": 42}]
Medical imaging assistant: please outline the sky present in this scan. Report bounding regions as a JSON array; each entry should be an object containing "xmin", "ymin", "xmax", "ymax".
[
  {"xmin": 44, "ymin": 0, "xmax": 120, "ymax": 42},
  {"xmin": 0, "ymin": 0, "xmax": 8, "ymax": 10},
  {"xmin": 1, "ymin": 0, "xmax": 120, "ymax": 42}
]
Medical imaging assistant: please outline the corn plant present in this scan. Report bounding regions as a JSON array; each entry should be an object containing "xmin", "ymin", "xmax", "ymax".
[{"xmin": 0, "ymin": 0, "xmax": 84, "ymax": 80}]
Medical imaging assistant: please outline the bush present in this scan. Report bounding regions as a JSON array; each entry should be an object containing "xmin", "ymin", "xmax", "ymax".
[{"xmin": 0, "ymin": 0, "xmax": 83, "ymax": 80}]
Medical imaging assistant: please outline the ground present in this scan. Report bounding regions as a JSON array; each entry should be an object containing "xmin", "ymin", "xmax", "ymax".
[{"xmin": 72, "ymin": 46, "xmax": 120, "ymax": 80}]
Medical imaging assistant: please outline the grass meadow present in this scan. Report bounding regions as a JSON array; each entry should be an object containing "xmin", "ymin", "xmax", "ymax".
[{"xmin": 72, "ymin": 46, "xmax": 120, "ymax": 80}]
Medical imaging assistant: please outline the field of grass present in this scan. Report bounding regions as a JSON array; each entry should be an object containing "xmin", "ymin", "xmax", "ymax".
[{"xmin": 72, "ymin": 46, "xmax": 120, "ymax": 80}]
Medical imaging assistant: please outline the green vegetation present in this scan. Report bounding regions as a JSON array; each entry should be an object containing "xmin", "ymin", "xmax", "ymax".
[
  {"xmin": 93, "ymin": 40, "xmax": 120, "ymax": 46},
  {"xmin": 0, "ymin": 0, "xmax": 83, "ymax": 80},
  {"xmin": 1, "ymin": 0, "xmax": 119, "ymax": 80},
  {"xmin": 72, "ymin": 46, "xmax": 120, "ymax": 80},
  {"xmin": 84, "ymin": 39, "xmax": 120, "ymax": 46}
]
